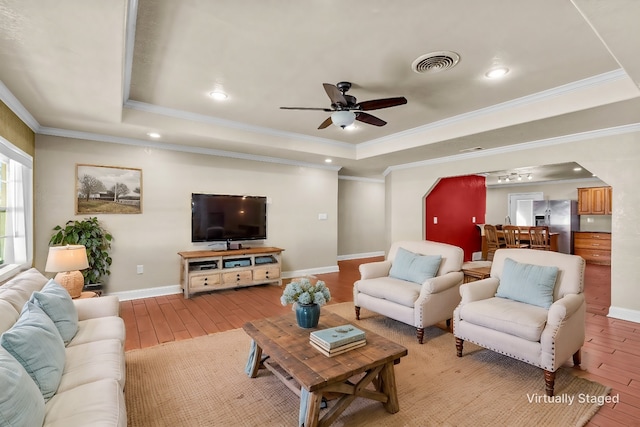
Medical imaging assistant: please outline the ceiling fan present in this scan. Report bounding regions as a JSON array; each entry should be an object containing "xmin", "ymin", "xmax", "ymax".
[{"xmin": 280, "ymin": 82, "xmax": 407, "ymax": 129}]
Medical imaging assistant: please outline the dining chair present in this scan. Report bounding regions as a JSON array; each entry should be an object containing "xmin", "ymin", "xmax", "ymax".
[
  {"xmin": 502, "ymin": 225, "xmax": 529, "ymax": 248},
  {"xmin": 528, "ymin": 226, "xmax": 551, "ymax": 250},
  {"xmin": 484, "ymin": 224, "xmax": 504, "ymax": 261}
]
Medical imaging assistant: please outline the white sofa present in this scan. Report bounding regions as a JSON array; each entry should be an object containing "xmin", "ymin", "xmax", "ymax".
[
  {"xmin": 353, "ymin": 241, "xmax": 464, "ymax": 343},
  {"xmin": 453, "ymin": 248, "xmax": 586, "ymax": 396},
  {"xmin": 0, "ymin": 268, "xmax": 126, "ymax": 426}
]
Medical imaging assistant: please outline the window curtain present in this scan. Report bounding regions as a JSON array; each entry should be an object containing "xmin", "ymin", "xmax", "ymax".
[{"xmin": 3, "ymin": 159, "xmax": 30, "ymax": 265}]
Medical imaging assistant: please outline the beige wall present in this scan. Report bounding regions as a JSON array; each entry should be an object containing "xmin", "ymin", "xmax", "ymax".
[
  {"xmin": 34, "ymin": 135, "xmax": 339, "ymax": 295},
  {"xmin": 337, "ymin": 178, "xmax": 385, "ymax": 257},
  {"xmin": 385, "ymin": 135, "xmax": 640, "ymax": 320}
]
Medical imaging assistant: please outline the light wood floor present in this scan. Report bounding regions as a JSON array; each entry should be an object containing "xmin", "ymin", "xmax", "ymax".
[{"xmin": 121, "ymin": 259, "xmax": 639, "ymax": 426}]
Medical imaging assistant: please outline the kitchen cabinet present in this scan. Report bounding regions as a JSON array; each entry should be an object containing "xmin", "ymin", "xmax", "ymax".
[
  {"xmin": 574, "ymin": 232, "xmax": 611, "ymax": 265},
  {"xmin": 577, "ymin": 186, "xmax": 611, "ymax": 215}
]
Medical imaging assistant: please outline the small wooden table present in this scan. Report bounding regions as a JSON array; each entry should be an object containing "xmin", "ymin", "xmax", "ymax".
[
  {"xmin": 462, "ymin": 266, "xmax": 491, "ymax": 283},
  {"xmin": 243, "ymin": 311, "xmax": 408, "ymax": 427}
]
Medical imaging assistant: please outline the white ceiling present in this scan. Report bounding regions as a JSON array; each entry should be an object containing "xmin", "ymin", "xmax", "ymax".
[{"xmin": 0, "ymin": 0, "xmax": 639, "ymax": 179}]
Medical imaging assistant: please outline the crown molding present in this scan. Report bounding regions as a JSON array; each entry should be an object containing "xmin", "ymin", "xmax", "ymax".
[
  {"xmin": 361, "ymin": 68, "xmax": 628, "ymax": 150},
  {"xmin": 124, "ymin": 99, "xmax": 352, "ymax": 149},
  {"xmin": 38, "ymin": 126, "xmax": 342, "ymax": 171},
  {"xmin": 0, "ymin": 80, "xmax": 40, "ymax": 132},
  {"xmin": 338, "ymin": 175, "xmax": 385, "ymax": 184},
  {"xmin": 383, "ymin": 122, "xmax": 640, "ymax": 176}
]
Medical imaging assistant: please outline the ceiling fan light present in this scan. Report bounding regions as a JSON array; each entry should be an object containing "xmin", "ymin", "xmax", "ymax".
[{"xmin": 331, "ymin": 111, "xmax": 356, "ymax": 129}]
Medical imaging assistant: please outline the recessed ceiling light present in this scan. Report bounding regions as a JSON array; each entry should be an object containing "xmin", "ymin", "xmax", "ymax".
[
  {"xmin": 573, "ymin": 167, "xmax": 583, "ymax": 172},
  {"xmin": 485, "ymin": 67, "xmax": 509, "ymax": 79},
  {"xmin": 147, "ymin": 132, "xmax": 161, "ymax": 138},
  {"xmin": 325, "ymin": 158, "xmax": 332, "ymax": 163},
  {"xmin": 209, "ymin": 91, "xmax": 228, "ymax": 100}
]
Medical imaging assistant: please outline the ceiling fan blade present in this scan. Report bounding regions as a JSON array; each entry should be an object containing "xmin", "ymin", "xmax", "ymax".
[
  {"xmin": 280, "ymin": 106, "xmax": 333, "ymax": 111},
  {"xmin": 355, "ymin": 112, "xmax": 386, "ymax": 127},
  {"xmin": 318, "ymin": 116, "xmax": 333, "ymax": 129},
  {"xmin": 323, "ymin": 83, "xmax": 347, "ymax": 106},
  {"xmin": 358, "ymin": 97, "xmax": 407, "ymax": 111}
]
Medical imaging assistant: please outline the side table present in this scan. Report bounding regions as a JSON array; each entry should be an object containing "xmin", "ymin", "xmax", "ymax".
[
  {"xmin": 76, "ymin": 291, "xmax": 99, "ymax": 299},
  {"xmin": 462, "ymin": 266, "xmax": 491, "ymax": 283}
]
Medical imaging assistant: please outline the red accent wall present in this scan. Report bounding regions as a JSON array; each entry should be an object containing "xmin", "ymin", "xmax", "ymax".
[{"xmin": 425, "ymin": 175, "xmax": 486, "ymax": 261}]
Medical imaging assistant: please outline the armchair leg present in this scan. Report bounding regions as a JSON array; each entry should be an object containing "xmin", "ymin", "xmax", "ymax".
[
  {"xmin": 416, "ymin": 328, "xmax": 424, "ymax": 344},
  {"xmin": 446, "ymin": 318, "xmax": 451, "ymax": 331},
  {"xmin": 573, "ymin": 349, "xmax": 581, "ymax": 366},
  {"xmin": 544, "ymin": 370, "xmax": 556, "ymax": 396},
  {"xmin": 355, "ymin": 306, "xmax": 360, "ymax": 320},
  {"xmin": 455, "ymin": 337, "xmax": 463, "ymax": 357}
]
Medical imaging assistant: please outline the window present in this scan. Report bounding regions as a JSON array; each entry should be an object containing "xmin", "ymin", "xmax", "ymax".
[{"xmin": 0, "ymin": 136, "xmax": 32, "ymax": 281}]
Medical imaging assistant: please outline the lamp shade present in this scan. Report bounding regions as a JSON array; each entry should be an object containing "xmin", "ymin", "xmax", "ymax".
[
  {"xmin": 45, "ymin": 245, "xmax": 89, "ymax": 272},
  {"xmin": 45, "ymin": 245, "xmax": 89, "ymax": 298},
  {"xmin": 331, "ymin": 111, "xmax": 356, "ymax": 128}
]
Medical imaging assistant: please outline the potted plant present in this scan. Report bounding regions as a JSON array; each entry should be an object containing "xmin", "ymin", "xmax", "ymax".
[
  {"xmin": 49, "ymin": 217, "xmax": 113, "ymax": 289},
  {"xmin": 280, "ymin": 277, "xmax": 331, "ymax": 328}
]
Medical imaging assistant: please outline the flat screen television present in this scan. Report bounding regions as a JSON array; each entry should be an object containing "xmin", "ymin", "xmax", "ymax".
[{"xmin": 191, "ymin": 193, "xmax": 267, "ymax": 243}]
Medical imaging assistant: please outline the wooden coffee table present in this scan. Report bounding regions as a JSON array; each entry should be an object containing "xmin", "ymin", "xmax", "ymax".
[{"xmin": 243, "ymin": 311, "xmax": 408, "ymax": 427}]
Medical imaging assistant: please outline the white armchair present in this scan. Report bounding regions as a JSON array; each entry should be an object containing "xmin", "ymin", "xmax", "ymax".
[
  {"xmin": 453, "ymin": 248, "xmax": 586, "ymax": 396},
  {"xmin": 353, "ymin": 241, "xmax": 464, "ymax": 344}
]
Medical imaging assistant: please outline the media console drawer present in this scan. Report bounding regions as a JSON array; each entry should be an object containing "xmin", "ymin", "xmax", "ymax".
[
  {"xmin": 253, "ymin": 266, "xmax": 280, "ymax": 281},
  {"xmin": 222, "ymin": 270, "xmax": 253, "ymax": 285},
  {"xmin": 189, "ymin": 272, "xmax": 222, "ymax": 290}
]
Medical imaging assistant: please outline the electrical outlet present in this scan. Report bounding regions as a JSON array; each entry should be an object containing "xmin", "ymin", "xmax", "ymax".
[
  {"xmin": 472, "ymin": 216, "xmax": 476, "ymax": 223},
  {"xmin": 433, "ymin": 217, "xmax": 438, "ymax": 224},
  {"xmin": 136, "ymin": 265, "xmax": 144, "ymax": 274}
]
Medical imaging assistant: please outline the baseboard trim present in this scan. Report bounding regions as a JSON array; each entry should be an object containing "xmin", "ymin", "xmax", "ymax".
[
  {"xmin": 111, "ymin": 285, "xmax": 183, "ymax": 301},
  {"xmin": 282, "ymin": 265, "xmax": 339, "ymax": 279},
  {"xmin": 608, "ymin": 306, "xmax": 640, "ymax": 324},
  {"xmin": 337, "ymin": 251, "xmax": 385, "ymax": 261}
]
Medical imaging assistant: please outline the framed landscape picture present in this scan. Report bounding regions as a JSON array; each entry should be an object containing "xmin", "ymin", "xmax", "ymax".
[{"xmin": 76, "ymin": 164, "xmax": 143, "ymax": 214}]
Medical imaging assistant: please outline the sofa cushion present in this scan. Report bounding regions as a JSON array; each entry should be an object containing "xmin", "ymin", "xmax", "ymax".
[
  {"xmin": 495, "ymin": 258, "xmax": 559, "ymax": 309},
  {"xmin": 30, "ymin": 279, "xmax": 79, "ymax": 345},
  {"xmin": 459, "ymin": 297, "xmax": 548, "ymax": 342},
  {"xmin": 0, "ymin": 299, "xmax": 19, "ymax": 335},
  {"xmin": 355, "ymin": 277, "xmax": 422, "ymax": 307},
  {"xmin": 0, "ymin": 267, "xmax": 49, "ymax": 312},
  {"xmin": 44, "ymin": 379, "xmax": 126, "ymax": 427},
  {"xmin": 389, "ymin": 247, "xmax": 442, "ymax": 284},
  {"xmin": 0, "ymin": 301, "xmax": 66, "ymax": 400},
  {"xmin": 59, "ymin": 338, "xmax": 126, "ymax": 393},
  {"xmin": 0, "ymin": 347, "xmax": 46, "ymax": 426},
  {"xmin": 68, "ymin": 315, "xmax": 126, "ymax": 347}
]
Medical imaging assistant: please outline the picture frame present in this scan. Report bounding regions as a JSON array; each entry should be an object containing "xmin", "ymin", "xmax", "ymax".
[{"xmin": 75, "ymin": 164, "xmax": 143, "ymax": 214}]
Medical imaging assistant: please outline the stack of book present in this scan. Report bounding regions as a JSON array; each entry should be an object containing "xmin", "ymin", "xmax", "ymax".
[{"xmin": 309, "ymin": 324, "xmax": 366, "ymax": 357}]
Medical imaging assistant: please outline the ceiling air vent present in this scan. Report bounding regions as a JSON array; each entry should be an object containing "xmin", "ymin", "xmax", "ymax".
[{"xmin": 412, "ymin": 51, "xmax": 460, "ymax": 74}]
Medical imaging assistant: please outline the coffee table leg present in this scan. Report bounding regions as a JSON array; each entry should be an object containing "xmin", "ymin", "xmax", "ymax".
[
  {"xmin": 379, "ymin": 361, "xmax": 400, "ymax": 413},
  {"xmin": 244, "ymin": 340, "xmax": 263, "ymax": 378},
  {"xmin": 300, "ymin": 388, "xmax": 323, "ymax": 427}
]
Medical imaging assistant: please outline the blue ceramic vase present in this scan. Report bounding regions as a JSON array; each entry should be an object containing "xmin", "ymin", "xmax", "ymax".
[{"xmin": 295, "ymin": 303, "xmax": 320, "ymax": 328}]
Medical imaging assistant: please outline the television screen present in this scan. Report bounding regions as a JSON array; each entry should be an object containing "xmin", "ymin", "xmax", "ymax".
[{"xmin": 191, "ymin": 194, "xmax": 267, "ymax": 242}]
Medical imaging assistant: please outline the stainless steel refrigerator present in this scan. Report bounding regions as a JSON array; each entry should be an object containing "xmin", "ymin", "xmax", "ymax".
[{"xmin": 532, "ymin": 200, "xmax": 579, "ymax": 254}]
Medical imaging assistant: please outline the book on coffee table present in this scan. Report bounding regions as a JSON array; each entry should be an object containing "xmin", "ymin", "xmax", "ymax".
[
  {"xmin": 309, "ymin": 324, "xmax": 366, "ymax": 350},
  {"xmin": 309, "ymin": 338, "xmax": 367, "ymax": 357}
]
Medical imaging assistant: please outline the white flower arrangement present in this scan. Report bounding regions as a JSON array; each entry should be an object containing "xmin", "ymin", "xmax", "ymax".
[{"xmin": 280, "ymin": 277, "xmax": 331, "ymax": 307}]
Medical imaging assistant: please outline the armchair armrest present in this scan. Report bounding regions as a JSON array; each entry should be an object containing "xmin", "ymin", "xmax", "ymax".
[
  {"xmin": 420, "ymin": 271, "xmax": 464, "ymax": 295},
  {"xmin": 547, "ymin": 294, "xmax": 584, "ymax": 326},
  {"xmin": 359, "ymin": 260, "xmax": 392, "ymax": 280},
  {"xmin": 459, "ymin": 278, "xmax": 500, "ymax": 304}
]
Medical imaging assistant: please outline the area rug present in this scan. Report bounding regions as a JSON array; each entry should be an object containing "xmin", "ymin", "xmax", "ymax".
[{"xmin": 125, "ymin": 302, "xmax": 609, "ymax": 426}]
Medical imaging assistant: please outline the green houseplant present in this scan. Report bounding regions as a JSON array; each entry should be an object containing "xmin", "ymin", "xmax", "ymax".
[{"xmin": 49, "ymin": 217, "xmax": 113, "ymax": 286}]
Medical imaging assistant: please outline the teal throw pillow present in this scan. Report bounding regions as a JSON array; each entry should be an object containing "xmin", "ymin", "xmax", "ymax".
[
  {"xmin": 0, "ymin": 301, "xmax": 66, "ymax": 401},
  {"xmin": 30, "ymin": 279, "xmax": 79, "ymax": 345},
  {"xmin": 390, "ymin": 247, "xmax": 442, "ymax": 284},
  {"xmin": 0, "ymin": 347, "xmax": 45, "ymax": 426},
  {"xmin": 495, "ymin": 258, "xmax": 559, "ymax": 309}
]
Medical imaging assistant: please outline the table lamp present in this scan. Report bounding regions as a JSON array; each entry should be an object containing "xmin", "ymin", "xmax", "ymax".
[{"xmin": 45, "ymin": 245, "xmax": 89, "ymax": 298}]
